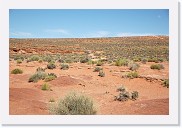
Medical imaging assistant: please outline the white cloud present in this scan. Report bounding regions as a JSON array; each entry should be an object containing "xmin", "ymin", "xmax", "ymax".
[
  {"xmin": 11, "ymin": 32, "xmax": 32, "ymax": 36},
  {"xmin": 45, "ymin": 29, "xmax": 69, "ymax": 35},
  {"xmin": 116, "ymin": 33, "xmax": 156, "ymax": 37}
]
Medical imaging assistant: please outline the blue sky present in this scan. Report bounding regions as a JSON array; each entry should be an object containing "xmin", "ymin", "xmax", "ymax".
[{"xmin": 9, "ymin": 9, "xmax": 169, "ymax": 38}]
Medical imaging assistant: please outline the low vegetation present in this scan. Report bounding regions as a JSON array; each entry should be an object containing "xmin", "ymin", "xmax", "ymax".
[
  {"xmin": 29, "ymin": 55, "xmax": 40, "ymax": 61},
  {"xmin": 150, "ymin": 64, "xmax": 164, "ymax": 70},
  {"xmin": 36, "ymin": 67, "xmax": 46, "ymax": 72},
  {"xmin": 11, "ymin": 68, "xmax": 23, "ymax": 74},
  {"xmin": 115, "ymin": 85, "xmax": 139, "ymax": 101},
  {"xmin": 98, "ymin": 71, "xmax": 105, "ymax": 77},
  {"xmin": 44, "ymin": 73, "xmax": 57, "ymax": 82},
  {"xmin": 128, "ymin": 62, "xmax": 140, "ymax": 71},
  {"xmin": 93, "ymin": 67, "xmax": 103, "ymax": 72},
  {"xmin": 126, "ymin": 71, "xmax": 139, "ymax": 79},
  {"xmin": 60, "ymin": 64, "xmax": 69, "ymax": 70},
  {"xmin": 163, "ymin": 79, "xmax": 169, "ymax": 88},
  {"xmin": 50, "ymin": 92, "xmax": 97, "ymax": 115},
  {"xmin": 41, "ymin": 83, "xmax": 50, "ymax": 91},
  {"xmin": 115, "ymin": 58, "xmax": 128, "ymax": 66},
  {"xmin": 28, "ymin": 71, "xmax": 47, "ymax": 82},
  {"xmin": 47, "ymin": 62, "xmax": 56, "ymax": 69},
  {"xmin": 16, "ymin": 59, "xmax": 22, "ymax": 64},
  {"xmin": 96, "ymin": 60, "xmax": 103, "ymax": 66},
  {"xmin": 49, "ymin": 98, "xmax": 55, "ymax": 103}
]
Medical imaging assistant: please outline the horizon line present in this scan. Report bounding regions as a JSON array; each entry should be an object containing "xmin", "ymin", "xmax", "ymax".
[{"xmin": 9, "ymin": 35, "xmax": 169, "ymax": 39}]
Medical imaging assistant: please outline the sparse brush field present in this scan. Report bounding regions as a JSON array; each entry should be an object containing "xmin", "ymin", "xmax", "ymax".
[{"xmin": 9, "ymin": 36, "xmax": 169, "ymax": 115}]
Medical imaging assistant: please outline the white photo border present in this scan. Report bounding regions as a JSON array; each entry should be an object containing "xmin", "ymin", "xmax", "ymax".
[{"xmin": 0, "ymin": 0, "xmax": 179, "ymax": 125}]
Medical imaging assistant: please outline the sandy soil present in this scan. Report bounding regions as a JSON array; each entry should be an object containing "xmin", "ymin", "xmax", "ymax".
[{"xmin": 9, "ymin": 61, "xmax": 169, "ymax": 115}]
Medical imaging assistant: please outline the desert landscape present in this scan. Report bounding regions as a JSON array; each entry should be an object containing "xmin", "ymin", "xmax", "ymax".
[{"xmin": 9, "ymin": 36, "xmax": 169, "ymax": 115}]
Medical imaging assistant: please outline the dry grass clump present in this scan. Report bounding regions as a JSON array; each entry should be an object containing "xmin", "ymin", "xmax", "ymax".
[{"xmin": 49, "ymin": 92, "xmax": 97, "ymax": 115}]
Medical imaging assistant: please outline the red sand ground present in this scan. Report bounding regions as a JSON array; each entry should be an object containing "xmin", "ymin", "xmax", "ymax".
[{"xmin": 9, "ymin": 61, "xmax": 169, "ymax": 115}]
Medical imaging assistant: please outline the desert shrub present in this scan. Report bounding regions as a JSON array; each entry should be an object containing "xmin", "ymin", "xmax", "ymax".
[
  {"xmin": 14, "ymin": 55, "xmax": 24, "ymax": 61},
  {"xmin": 11, "ymin": 68, "xmax": 23, "ymax": 74},
  {"xmin": 60, "ymin": 64, "xmax": 69, "ymax": 70},
  {"xmin": 87, "ymin": 60, "xmax": 95, "ymax": 65},
  {"xmin": 117, "ymin": 85, "xmax": 126, "ymax": 92},
  {"xmin": 41, "ymin": 83, "xmax": 50, "ymax": 91},
  {"xmin": 115, "ymin": 91, "xmax": 130, "ymax": 101},
  {"xmin": 128, "ymin": 63, "xmax": 140, "ymax": 71},
  {"xmin": 43, "ymin": 56, "xmax": 52, "ymax": 62},
  {"xmin": 126, "ymin": 71, "xmax": 139, "ymax": 78},
  {"xmin": 16, "ymin": 59, "xmax": 22, "ymax": 64},
  {"xmin": 80, "ymin": 57, "xmax": 89, "ymax": 63},
  {"xmin": 98, "ymin": 71, "xmax": 105, "ymax": 77},
  {"xmin": 148, "ymin": 58, "xmax": 159, "ymax": 63},
  {"xmin": 28, "ymin": 71, "xmax": 47, "ymax": 83},
  {"xmin": 38, "ymin": 59, "xmax": 43, "ymax": 63},
  {"xmin": 36, "ymin": 67, "xmax": 46, "ymax": 72},
  {"xmin": 115, "ymin": 86, "xmax": 139, "ymax": 102},
  {"xmin": 132, "ymin": 56, "xmax": 141, "ymax": 62},
  {"xmin": 44, "ymin": 73, "xmax": 57, "ymax": 82},
  {"xmin": 58, "ymin": 58, "xmax": 65, "ymax": 63},
  {"xmin": 47, "ymin": 62, "xmax": 56, "ymax": 69},
  {"xmin": 50, "ymin": 92, "xmax": 97, "ymax": 115},
  {"xmin": 49, "ymin": 98, "xmax": 55, "ymax": 102},
  {"xmin": 130, "ymin": 91, "xmax": 139, "ymax": 100},
  {"xmin": 150, "ymin": 64, "xmax": 164, "ymax": 70},
  {"xmin": 158, "ymin": 58, "xmax": 164, "ymax": 62},
  {"xmin": 163, "ymin": 79, "xmax": 169, "ymax": 88},
  {"xmin": 115, "ymin": 58, "xmax": 128, "ymax": 66},
  {"xmin": 29, "ymin": 55, "xmax": 40, "ymax": 61},
  {"xmin": 141, "ymin": 58, "xmax": 148, "ymax": 64},
  {"xmin": 65, "ymin": 58, "xmax": 73, "ymax": 63},
  {"xmin": 48, "ymin": 73, "xmax": 57, "ymax": 78},
  {"xmin": 96, "ymin": 60, "xmax": 103, "ymax": 66},
  {"xmin": 93, "ymin": 67, "xmax": 103, "ymax": 72}
]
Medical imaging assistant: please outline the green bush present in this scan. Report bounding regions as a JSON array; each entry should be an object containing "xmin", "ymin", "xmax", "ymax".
[
  {"xmin": 38, "ymin": 59, "xmax": 43, "ymax": 63},
  {"xmin": 28, "ymin": 71, "xmax": 47, "ymax": 83},
  {"xmin": 16, "ymin": 59, "xmax": 22, "ymax": 64},
  {"xmin": 126, "ymin": 71, "xmax": 139, "ymax": 79},
  {"xmin": 14, "ymin": 55, "xmax": 24, "ymax": 61},
  {"xmin": 87, "ymin": 60, "xmax": 95, "ymax": 65},
  {"xmin": 98, "ymin": 71, "xmax": 105, "ymax": 77},
  {"xmin": 11, "ymin": 68, "xmax": 23, "ymax": 74},
  {"xmin": 96, "ymin": 60, "xmax": 103, "ymax": 66},
  {"xmin": 132, "ymin": 56, "xmax": 141, "ymax": 62},
  {"xmin": 150, "ymin": 64, "xmax": 164, "ymax": 70},
  {"xmin": 29, "ymin": 55, "xmax": 40, "ymax": 61},
  {"xmin": 115, "ymin": 58, "xmax": 128, "ymax": 66},
  {"xmin": 47, "ymin": 62, "xmax": 56, "ymax": 69},
  {"xmin": 80, "ymin": 58, "xmax": 89, "ymax": 63},
  {"xmin": 93, "ymin": 67, "xmax": 103, "ymax": 72},
  {"xmin": 43, "ymin": 56, "xmax": 52, "ymax": 62},
  {"xmin": 50, "ymin": 92, "xmax": 97, "ymax": 115},
  {"xmin": 65, "ymin": 59, "xmax": 73, "ymax": 63},
  {"xmin": 60, "ymin": 64, "xmax": 69, "ymax": 70},
  {"xmin": 163, "ymin": 79, "xmax": 169, "ymax": 88},
  {"xmin": 44, "ymin": 73, "xmax": 57, "ymax": 82},
  {"xmin": 41, "ymin": 83, "xmax": 50, "ymax": 91}
]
